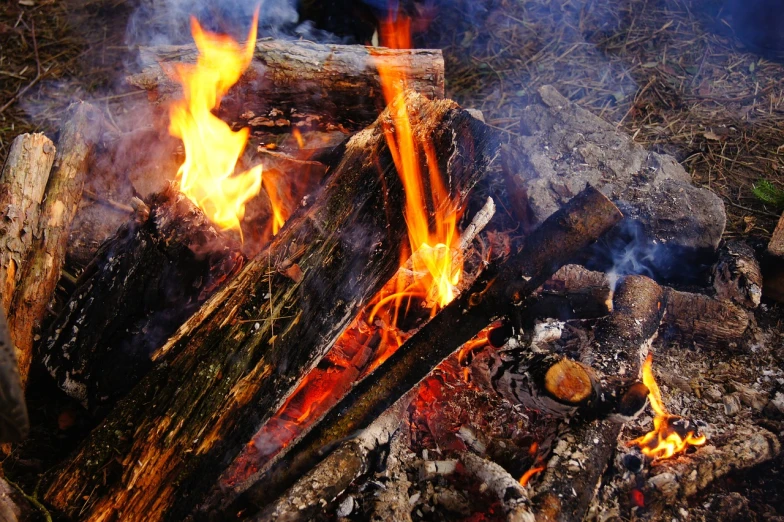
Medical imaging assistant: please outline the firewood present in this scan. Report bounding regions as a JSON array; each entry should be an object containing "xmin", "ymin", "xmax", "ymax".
[
  {"xmin": 40, "ymin": 184, "xmax": 244, "ymax": 414},
  {"xmin": 126, "ymin": 39, "xmax": 444, "ymax": 133},
  {"xmin": 0, "ymin": 306, "xmax": 27, "ymax": 443},
  {"xmin": 258, "ymin": 396, "xmax": 412, "ymax": 522},
  {"xmin": 460, "ymin": 452, "xmax": 535, "ymax": 522},
  {"xmin": 42, "ymin": 92, "xmax": 497, "ymax": 522},
  {"xmin": 7, "ymin": 102, "xmax": 102, "ymax": 387},
  {"xmin": 0, "ymin": 133, "xmax": 56, "ymax": 310},
  {"xmin": 531, "ymin": 275, "xmax": 666, "ymax": 522},
  {"xmin": 712, "ymin": 240, "xmax": 762, "ymax": 309},
  {"xmin": 529, "ymin": 265, "xmax": 751, "ymax": 350},
  {"xmin": 234, "ymin": 186, "xmax": 622, "ymax": 515},
  {"xmin": 768, "ymin": 211, "xmax": 784, "ymax": 257}
]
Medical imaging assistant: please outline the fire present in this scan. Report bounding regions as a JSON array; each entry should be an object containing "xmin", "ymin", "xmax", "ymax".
[
  {"xmin": 630, "ymin": 353, "xmax": 706, "ymax": 459},
  {"xmin": 375, "ymin": 14, "xmax": 462, "ymax": 311},
  {"xmin": 169, "ymin": 12, "xmax": 263, "ymax": 235}
]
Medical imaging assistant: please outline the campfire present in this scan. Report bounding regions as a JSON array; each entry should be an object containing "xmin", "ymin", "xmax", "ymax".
[{"xmin": 1, "ymin": 3, "xmax": 783, "ymax": 522}]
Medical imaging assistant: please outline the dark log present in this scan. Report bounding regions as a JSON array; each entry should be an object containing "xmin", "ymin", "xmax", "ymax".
[
  {"xmin": 712, "ymin": 240, "xmax": 762, "ymax": 309},
  {"xmin": 43, "ymin": 92, "xmax": 497, "ymax": 521},
  {"xmin": 234, "ymin": 186, "xmax": 622, "ymax": 516},
  {"xmin": 40, "ymin": 185, "xmax": 244, "ymax": 414},
  {"xmin": 0, "ymin": 306, "xmax": 27, "ymax": 443},
  {"xmin": 126, "ymin": 39, "xmax": 444, "ymax": 133},
  {"xmin": 527, "ymin": 265, "xmax": 751, "ymax": 350},
  {"xmin": 0, "ymin": 133, "xmax": 56, "ymax": 311},
  {"xmin": 532, "ymin": 275, "xmax": 666, "ymax": 522},
  {"xmin": 7, "ymin": 102, "xmax": 102, "ymax": 387}
]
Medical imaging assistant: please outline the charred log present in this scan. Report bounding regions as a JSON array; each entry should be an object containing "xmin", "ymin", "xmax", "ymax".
[
  {"xmin": 42, "ymin": 92, "xmax": 496, "ymax": 521},
  {"xmin": 127, "ymin": 40, "xmax": 444, "ymax": 133},
  {"xmin": 41, "ymin": 185, "xmax": 244, "ymax": 414},
  {"xmin": 712, "ymin": 240, "xmax": 762, "ymax": 309},
  {"xmin": 7, "ymin": 102, "xmax": 102, "ymax": 387},
  {"xmin": 531, "ymin": 275, "xmax": 666, "ymax": 522},
  {"xmin": 0, "ymin": 133, "xmax": 56, "ymax": 311},
  {"xmin": 234, "ymin": 186, "xmax": 622, "ymax": 515}
]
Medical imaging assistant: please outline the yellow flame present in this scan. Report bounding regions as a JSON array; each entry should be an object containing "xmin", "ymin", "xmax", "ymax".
[
  {"xmin": 630, "ymin": 353, "xmax": 707, "ymax": 459},
  {"xmin": 169, "ymin": 12, "xmax": 262, "ymax": 236},
  {"xmin": 375, "ymin": 15, "xmax": 462, "ymax": 311}
]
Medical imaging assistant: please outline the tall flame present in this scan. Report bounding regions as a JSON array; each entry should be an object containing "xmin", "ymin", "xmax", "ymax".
[
  {"xmin": 376, "ymin": 14, "xmax": 462, "ymax": 311},
  {"xmin": 630, "ymin": 353, "xmax": 706, "ymax": 459},
  {"xmin": 169, "ymin": 12, "xmax": 263, "ymax": 235}
]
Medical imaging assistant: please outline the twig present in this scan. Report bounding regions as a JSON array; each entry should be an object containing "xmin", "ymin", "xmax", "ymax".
[{"xmin": 0, "ymin": 21, "xmax": 44, "ymax": 114}]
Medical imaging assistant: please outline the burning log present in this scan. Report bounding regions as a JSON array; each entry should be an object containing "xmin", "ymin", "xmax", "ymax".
[
  {"xmin": 41, "ymin": 185, "xmax": 244, "ymax": 414},
  {"xmin": 6, "ymin": 102, "xmax": 102, "ymax": 386},
  {"xmin": 126, "ymin": 40, "xmax": 444, "ymax": 133},
  {"xmin": 232, "ymin": 186, "xmax": 622, "ymax": 515},
  {"xmin": 529, "ymin": 264, "xmax": 751, "ymax": 350},
  {"xmin": 43, "ymin": 92, "xmax": 497, "ymax": 521},
  {"xmin": 460, "ymin": 452, "xmax": 535, "ymax": 522},
  {"xmin": 531, "ymin": 275, "xmax": 666, "ymax": 522},
  {"xmin": 0, "ymin": 133, "xmax": 56, "ymax": 310}
]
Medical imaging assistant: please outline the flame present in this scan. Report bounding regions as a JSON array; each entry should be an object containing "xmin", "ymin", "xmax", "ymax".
[
  {"xmin": 630, "ymin": 353, "xmax": 706, "ymax": 459},
  {"xmin": 376, "ymin": 14, "xmax": 462, "ymax": 311},
  {"xmin": 169, "ymin": 12, "xmax": 263, "ymax": 236}
]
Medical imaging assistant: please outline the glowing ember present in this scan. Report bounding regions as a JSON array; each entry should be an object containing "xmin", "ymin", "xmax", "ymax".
[
  {"xmin": 630, "ymin": 353, "xmax": 706, "ymax": 459},
  {"xmin": 169, "ymin": 12, "xmax": 262, "ymax": 236},
  {"xmin": 518, "ymin": 465, "xmax": 545, "ymax": 487}
]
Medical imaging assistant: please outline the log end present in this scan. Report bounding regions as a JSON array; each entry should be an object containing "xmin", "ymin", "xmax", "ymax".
[{"xmin": 544, "ymin": 358, "xmax": 593, "ymax": 405}]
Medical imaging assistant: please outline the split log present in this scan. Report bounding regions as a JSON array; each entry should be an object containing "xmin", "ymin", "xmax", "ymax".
[
  {"xmin": 768, "ymin": 211, "xmax": 784, "ymax": 257},
  {"xmin": 460, "ymin": 452, "xmax": 535, "ymax": 522},
  {"xmin": 43, "ymin": 92, "xmax": 497, "ymax": 521},
  {"xmin": 0, "ymin": 133, "xmax": 56, "ymax": 310},
  {"xmin": 528, "ymin": 265, "xmax": 751, "ymax": 350},
  {"xmin": 7, "ymin": 102, "xmax": 102, "ymax": 387},
  {"xmin": 712, "ymin": 240, "xmax": 762, "ymax": 309},
  {"xmin": 127, "ymin": 39, "xmax": 444, "ymax": 132},
  {"xmin": 41, "ymin": 185, "xmax": 244, "ymax": 414},
  {"xmin": 259, "ymin": 396, "xmax": 412, "ymax": 522},
  {"xmin": 532, "ymin": 275, "xmax": 666, "ymax": 522},
  {"xmin": 234, "ymin": 186, "xmax": 622, "ymax": 515}
]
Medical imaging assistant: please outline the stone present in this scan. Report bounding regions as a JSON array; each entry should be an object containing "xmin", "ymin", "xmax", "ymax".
[{"xmin": 504, "ymin": 86, "xmax": 726, "ymax": 281}]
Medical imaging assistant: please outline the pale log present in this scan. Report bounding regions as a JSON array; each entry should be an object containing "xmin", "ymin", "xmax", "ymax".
[
  {"xmin": 7, "ymin": 102, "xmax": 102, "ymax": 387},
  {"xmin": 768, "ymin": 211, "xmax": 784, "ymax": 257},
  {"xmin": 43, "ymin": 92, "xmax": 497, "ymax": 521},
  {"xmin": 0, "ymin": 133, "xmax": 56, "ymax": 310},
  {"xmin": 127, "ymin": 39, "xmax": 444, "ymax": 132}
]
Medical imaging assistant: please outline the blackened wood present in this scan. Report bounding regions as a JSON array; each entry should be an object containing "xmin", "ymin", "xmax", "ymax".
[
  {"xmin": 0, "ymin": 306, "xmax": 27, "ymax": 443},
  {"xmin": 532, "ymin": 275, "xmax": 666, "ymax": 522},
  {"xmin": 7, "ymin": 102, "xmax": 102, "ymax": 387},
  {"xmin": 236, "ymin": 186, "xmax": 622, "ymax": 514},
  {"xmin": 0, "ymin": 133, "xmax": 56, "ymax": 310},
  {"xmin": 43, "ymin": 92, "xmax": 496, "ymax": 522},
  {"xmin": 41, "ymin": 185, "xmax": 243, "ymax": 414},
  {"xmin": 127, "ymin": 40, "xmax": 444, "ymax": 133},
  {"xmin": 528, "ymin": 264, "xmax": 612, "ymax": 320},
  {"xmin": 712, "ymin": 240, "xmax": 762, "ymax": 309}
]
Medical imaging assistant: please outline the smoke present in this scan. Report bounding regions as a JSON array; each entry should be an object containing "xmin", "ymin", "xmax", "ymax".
[{"xmin": 126, "ymin": 0, "xmax": 299, "ymax": 47}]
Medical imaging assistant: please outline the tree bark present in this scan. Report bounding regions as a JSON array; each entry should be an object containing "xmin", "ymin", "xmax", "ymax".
[
  {"xmin": 768, "ymin": 211, "xmax": 784, "ymax": 257},
  {"xmin": 233, "ymin": 186, "xmax": 622, "ymax": 516},
  {"xmin": 0, "ymin": 133, "xmax": 56, "ymax": 311},
  {"xmin": 531, "ymin": 275, "xmax": 666, "ymax": 522},
  {"xmin": 43, "ymin": 92, "xmax": 497, "ymax": 522},
  {"xmin": 41, "ymin": 186, "xmax": 244, "ymax": 415},
  {"xmin": 712, "ymin": 240, "xmax": 762, "ymax": 309},
  {"xmin": 7, "ymin": 102, "xmax": 102, "ymax": 387},
  {"xmin": 126, "ymin": 39, "xmax": 444, "ymax": 133}
]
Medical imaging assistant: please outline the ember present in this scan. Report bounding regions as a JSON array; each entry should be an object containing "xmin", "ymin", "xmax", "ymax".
[
  {"xmin": 630, "ymin": 353, "xmax": 707, "ymax": 459},
  {"xmin": 168, "ymin": 11, "xmax": 263, "ymax": 235}
]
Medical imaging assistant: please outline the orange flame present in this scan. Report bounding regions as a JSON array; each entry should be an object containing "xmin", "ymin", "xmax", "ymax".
[
  {"xmin": 169, "ymin": 12, "xmax": 262, "ymax": 236},
  {"xmin": 630, "ymin": 353, "xmax": 706, "ymax": 459},
  {"xmin": 376, "ymin": 14, "xmax": 462, "ymax": 311}
]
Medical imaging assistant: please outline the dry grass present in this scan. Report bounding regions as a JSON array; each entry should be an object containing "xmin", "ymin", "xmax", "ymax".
[{"xmin": 418, "ymin": 0, "xmax": 784, "ymax": 237}]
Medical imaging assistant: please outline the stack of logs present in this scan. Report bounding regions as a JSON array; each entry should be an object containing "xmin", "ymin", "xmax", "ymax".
[{"xmin": 0, "ymin": 37, "xmax": 781, "ymax": 522}]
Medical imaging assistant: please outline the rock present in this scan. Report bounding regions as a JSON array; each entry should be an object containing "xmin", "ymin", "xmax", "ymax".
[{"xmin": 504, "ymin": 85, "xmax": 726, "ymax": 281}]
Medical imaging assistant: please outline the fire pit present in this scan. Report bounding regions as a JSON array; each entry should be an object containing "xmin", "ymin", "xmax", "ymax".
[{"xmin": 0, "ymin": 1, "xmax": 783, "ymax": 521}]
